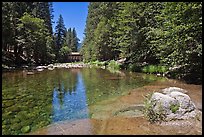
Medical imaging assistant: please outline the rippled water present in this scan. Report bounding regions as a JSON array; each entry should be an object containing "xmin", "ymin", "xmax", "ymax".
[{"xmin": 2, "ymin": 68, "xmax": 166, "ymax": 135}]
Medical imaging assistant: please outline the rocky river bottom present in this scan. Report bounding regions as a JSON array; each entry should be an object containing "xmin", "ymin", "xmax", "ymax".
[{"xmin": 29, "ymin": 78, "xmax": 202, "ymax": 135}]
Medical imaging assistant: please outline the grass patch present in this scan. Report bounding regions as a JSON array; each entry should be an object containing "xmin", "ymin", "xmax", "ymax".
[
  {"xmin": 90, "ymin": 60, "xmax": 105, "ymax": 67},
  {"xmin": 142, "ymin": 65, "xmax": 168, "ymax": 74}
]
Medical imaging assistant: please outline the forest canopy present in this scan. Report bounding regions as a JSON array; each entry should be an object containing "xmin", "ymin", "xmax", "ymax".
[
  {"xmin": 2, "ymin": 2, "xmax": 79, "ymax": 65},
  {"xmin": 81, "ymin": 2, "xmax": 202, "ymax": 84},
  {"xmin": 2, "ymin": 2, "xmax": 202, "ymax": 84}
]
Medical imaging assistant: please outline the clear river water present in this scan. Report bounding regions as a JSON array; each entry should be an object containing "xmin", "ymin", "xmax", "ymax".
[{"xmin": 2, "ymin": 68, "xmax": 202, "ymax": 135}]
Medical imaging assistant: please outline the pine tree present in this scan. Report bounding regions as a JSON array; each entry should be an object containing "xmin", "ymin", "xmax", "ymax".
[
  {"xmin": 82, "ymin": 2, "xmax": 104, "ymax": 61},
  {"xmin": 2, "ymin": 2, "xmax": 55, "ymax": 66},
  {"xmin": 54, "ymin": 14, "xmax": 66, "ymax": 61},
  {"xmin": 66, "ymin": 28, "xmax": 72, "ymax": 50},
  {"xmin": 70, "ymin": 28, "xmax": 79, "ymax": 52}
]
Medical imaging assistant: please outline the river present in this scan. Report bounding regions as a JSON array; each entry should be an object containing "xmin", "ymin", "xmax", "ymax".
[{"xmin": 2, "ymin": 68, "xmax": 202, "ymax": 135}]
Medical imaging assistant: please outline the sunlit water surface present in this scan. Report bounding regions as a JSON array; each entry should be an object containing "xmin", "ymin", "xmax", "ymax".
[{"xmin": 2, "ymin": 68, "xmax": 166, "ymax": 135}]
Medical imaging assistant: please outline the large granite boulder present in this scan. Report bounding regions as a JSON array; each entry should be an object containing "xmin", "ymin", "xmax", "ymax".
[{"xmin": 146, "ymin": 87, "xmax": 199, "ymax": 122}]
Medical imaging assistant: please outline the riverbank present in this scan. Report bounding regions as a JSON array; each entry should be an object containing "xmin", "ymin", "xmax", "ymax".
[
  {"xmin": 29, "ymin": 78, "xmax": 202, "ymax": 135},
  {"xmin": 2, "ymin": 62, "xmax": 90, "ymax": 72},
  {"xmin": 2, "ymin": 61, "xmax": 201, "ymax": 85}
]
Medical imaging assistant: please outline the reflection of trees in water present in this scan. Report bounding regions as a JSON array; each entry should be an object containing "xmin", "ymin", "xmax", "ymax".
[
  {"xmin": 54, "ymin": 69, "xmax": 77, "ymax": 91},
  {"xmin": 53, "ymin": 69, "xmax": 78, "ymax": 106},
  {"xmin": 57, "ymin": 82, "xmax": 64, "ymax": 107},
  {"xmin": 52, "ymin": 70, "xmax": 89, "ymax": 122},
  {"xmin": 67, "ymin": 75, "xmax": 77, "ymax": 95},
  {"xmin": 81, "ymin": 68, "xmax": 115, "ymax": 105},
  {"xmin": 81, "ymin": 68, "xmax": 159, "ymax": 106}
]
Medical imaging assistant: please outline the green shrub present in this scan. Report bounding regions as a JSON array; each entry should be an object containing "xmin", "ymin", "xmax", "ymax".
[
  {"xmin": 90, "ymin": 60, "xmax": 105, "ymax": 67},
  {"xmin": 148, "ymin": 65, "xmax": 157, "ymax": 73},
  {"xmin": 142, "ymin": 65, "xmax": 168, "ymax": 74},
  {"xmin": 142, "ymin": 66, "xmax": 148, "ymax": 73},
  {"xmin": 157, "ymin": 65, "xmax": 168, "ymax": 73},
  {"xmin": 107, "ymin": 60, "xmax": 120, "ymax": 70}
]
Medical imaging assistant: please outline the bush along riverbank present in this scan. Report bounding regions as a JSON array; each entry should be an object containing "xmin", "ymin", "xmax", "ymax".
[
  {"xmin": 87, "ymin": 60, "xmax": 122, "ymax": 73},
  {"xmin": 2, "ymin": 59, "xmax": 201, "ymax": 85},
  {"xmin": 140, "ymin": 64, "xmax": 201, "ymax": 85},
  {"xmin": 86, "ymin": 59, "xmax": 202, "ymax": 85}
]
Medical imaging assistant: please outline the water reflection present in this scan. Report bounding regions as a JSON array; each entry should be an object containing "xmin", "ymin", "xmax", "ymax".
[
  {"xmin": 52, "ymin": 71, "xmax": 89, "ymax": 123},
  {"xmin": 2, "ymin": 68, "xmax": 166, "ymax": 135}
]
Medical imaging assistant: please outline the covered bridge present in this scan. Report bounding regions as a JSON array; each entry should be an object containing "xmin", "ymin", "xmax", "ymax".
[{"xmin": 67, "ymin": 52, "xmax": 83, "ymax": 62}]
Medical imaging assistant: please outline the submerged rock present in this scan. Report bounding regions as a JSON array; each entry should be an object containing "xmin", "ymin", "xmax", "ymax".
[
  {"xmin": 21, "ymin": 126, "xmax": 31, "ymax": 133},
  {"xmin": 47, "ymin": 64, "xmax": 54, "ymax": 68},
  {"xmin": 27, "ymin": 71, "xmax": 34, "ymax": 75},
  {"xmin": 47, "ymin": 64, "xmax": 54, "ymax": 70},
  {"xmin": 146, "ymin": 87, "xmax": 199, "ymax": 121},
  {"xmin": 36, "ymin": 68, "xmax": 44, "ymax": 72},
  {"xmin": 114, "ymin": 104, "xmax": 144, "ymax": 117},
  {"xmin": 36, "ymin": 66, "xmax": 47, "ymax": 69},
  {"xmin": 48, "ymin": 67, "xmax": 54, "ymax": 70}
]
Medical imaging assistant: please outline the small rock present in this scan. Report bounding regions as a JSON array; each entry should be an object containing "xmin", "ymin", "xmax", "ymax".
[
  {"xmin": 156, "ymin": 73, "xmax": 161, "ymax": 76},
  {"xmin": 36, "ymin": 66, "xmax": 47, "ymax": 69},
  {"xmin": 37, "ymin": 68, "xmax": 44, "ymax": 72},
  {"xmin": 27, "ymin": 71, "xmax": 34, "ymax": 75},
  {"xmin": 47, "ymin": 64, "xmax": 54, "ymax": 68},
  {"xmin": 48, "ymin": 67, "xmax": 54, "ymax": 70},
  {"xmin": 21, "ymin": 126, "xmax": 31, "ymax": 133}
]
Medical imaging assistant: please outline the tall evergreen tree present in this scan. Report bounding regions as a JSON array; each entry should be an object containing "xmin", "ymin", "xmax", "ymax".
[
  {"xmin": 70, "ymin": 28, "xmax": 79, "ymax": 52},
  {"xmin": 2, "ymin": 2, "xmax": 55, "ymax": 66},
  {"xmin": 66, "ymin": 28, "xmax": 72, "ymax": 49},
  {"xmin": 81, "ymin": 2, "xmax": 104, "ymax": 61},
  {"xmin": 54, "ymin": 14, "xmax": 66, "ymax": 61},
  {"xmin": 81, "ymin": 2, "xmax": 202, "ymax": 83}
]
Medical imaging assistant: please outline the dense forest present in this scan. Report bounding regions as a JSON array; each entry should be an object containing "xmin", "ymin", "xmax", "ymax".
[
  {"xmin": 2, "ymin": 2, "xmax": 202, "ymax": 84},
  {"xmin": 2, "ymin": 2, "xmax": 79, "ymax": 66},
  {"xmin": 81, "ymin": 2, "xmax": 202, "ymax": 84}
]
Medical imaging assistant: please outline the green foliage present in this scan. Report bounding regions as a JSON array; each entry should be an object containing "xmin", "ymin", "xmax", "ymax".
[
  {"xmin": 89, "ymin": 60, "xmax": 120, "ymax": 72},
  {"xmin": 2, "ymin": 2, "xmax": 55, "ymax": 66},
  {"xmin": 170, "ymin": 103, "xmax": 180, "ymax": 113},
  {"xmin": 2, "ymin": 2, "xmax": 202, "ymax": 83},
  {"xmin": 153, "ymin": 2, "xmax": 202, "ymax": 73},
  {"xmin": 65, "ymin": 27, "xmax": 79, "ymax": 52},
  {"xmin": 54, "ymin": 15, "xmax": 80, "ymax": 63},
  {"xmin": 66, "ymin": 28, "xmax": 72, "ymax": 49},
  {"xmin": 143, "ymin": 93, "xmax": 166, "ymax": 123},
  {"xmin": 54, "ymin": 14, "xmax": 66, "ymax": 61},
  {"xmin": 142, "ymin": 67, "xmax": 148, "ymax": 73},
  {"xmin": 107, "ymin": 60, "xmax": 120, "ymax": 71},
  {"xmin": 157, "ymin": 65, "xmax": 168, "ymax": 73},
  {"xmin": 142, "ymin": 65, "xmax": 168, "ymax": 74},
  {"xmin": 70, "ymin": 28, "xmax": 79, "ymax": 52},
  {"xmin": 82, "ymin": 2, "xmax": 202, "ymax": 84},
  {"xmin": 59, "ymin": 45, "xmax": 71, "ymax": 62},
  {"xmin": 17, "ymin": 12, "xmax": 51, "ymax": 64},
  {"xmin": 148, "ymin": 65, "xmax": 157, "ymax": 74},
  {"xmin": 90, "ymin": 60, "xmax": 106, "ymax": 67}
]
